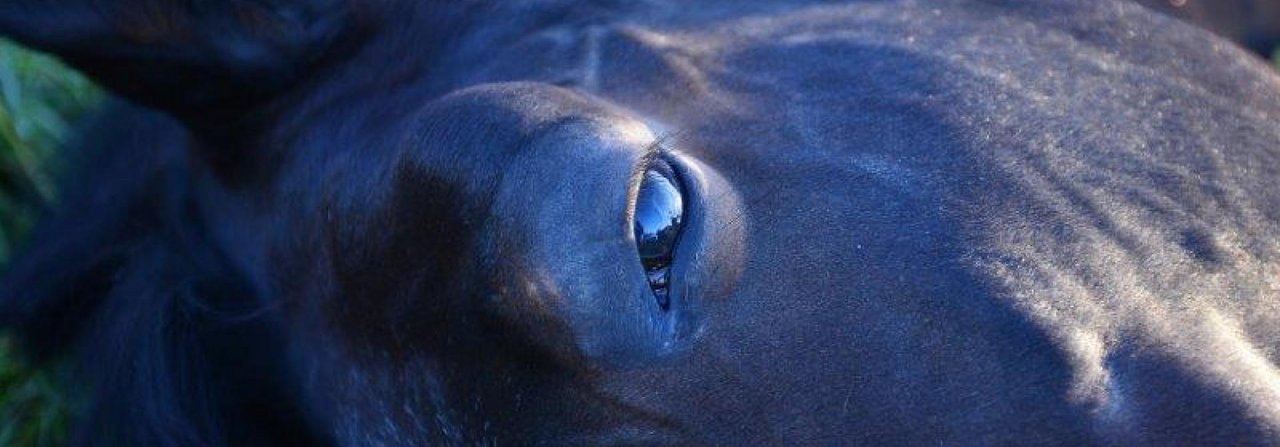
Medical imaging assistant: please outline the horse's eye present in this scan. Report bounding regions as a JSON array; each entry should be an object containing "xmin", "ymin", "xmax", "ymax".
[{"xmin": 634, "ymin": 161, "xmax": 684, "ymax": 310}]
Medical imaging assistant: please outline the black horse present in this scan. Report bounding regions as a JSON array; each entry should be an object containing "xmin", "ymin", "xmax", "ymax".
[
  {"xmin": 1136, "ymin": 0, "xmax": 1280, "ymax": 56},
  {"xmin": 2, "ymin": 0, "xmax": 1280, "ymax": 445}
]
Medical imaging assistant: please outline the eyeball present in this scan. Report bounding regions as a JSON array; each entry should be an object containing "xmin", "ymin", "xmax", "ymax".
[{"xmin": 633, "ymin": 161, "xmax": 684, "ymax": 309}]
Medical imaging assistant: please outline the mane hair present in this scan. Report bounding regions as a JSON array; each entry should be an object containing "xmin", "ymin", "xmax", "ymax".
[{"xmin": 0, "ymin": 100, "xmax": 328, "ymax": 447}]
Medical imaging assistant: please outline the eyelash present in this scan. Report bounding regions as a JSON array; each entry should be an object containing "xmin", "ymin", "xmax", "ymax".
[{"xmin": 630, "ymin": 134, "xmax": 675, "ymax": 188}]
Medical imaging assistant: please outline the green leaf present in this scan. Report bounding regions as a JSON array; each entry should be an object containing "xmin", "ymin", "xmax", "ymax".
[{"xmin": 0, "ymin": 38, "xmax": 99, "ymax": 447}]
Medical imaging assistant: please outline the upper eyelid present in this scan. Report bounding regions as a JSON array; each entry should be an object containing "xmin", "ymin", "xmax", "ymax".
[
  {"xmin": 634, "ymin": 136, "xmax": 669, "ymax": 179},
  {"xmin": 629, "ymin": 130, "xmax": 681, "ymax": 189},
  {"xmin": 625, "ymin": 131, "xmax": 679, "ymax": 232}
]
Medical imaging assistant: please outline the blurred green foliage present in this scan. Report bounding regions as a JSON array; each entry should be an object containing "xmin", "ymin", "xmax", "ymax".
[
  {"xmin": 0, "ymin": 339, "xmax": 70, "ymax": 447},
  {"xmin": 0, "ymin": 39, "xmax": 101, "ymax": 264},
  {"xmin": 0, "ymin": 38, "xmax": 102, "ymax": 447}
]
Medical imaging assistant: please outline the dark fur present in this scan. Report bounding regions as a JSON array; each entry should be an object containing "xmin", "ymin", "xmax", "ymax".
[
  {"xmin": 1135, "ymin": 0, "xmax": 1280, "ymax": 56},
  {"xmin": 3, "ymin": 0, "xmax": 1280, "ymax": 445}
]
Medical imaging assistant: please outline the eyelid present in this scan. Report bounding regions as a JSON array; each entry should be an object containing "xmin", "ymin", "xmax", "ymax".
[
  {"xmin": 625, "ymin": 135, "xmax": 675, "ymax": 229},
  {"xmin": 631, "ymin": 138, "xmax": 667, "ymax": 186}
]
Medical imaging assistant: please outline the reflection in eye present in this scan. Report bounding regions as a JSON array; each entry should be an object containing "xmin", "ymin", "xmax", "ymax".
[{"xmin": 634, "ymin": 161, "xmax": 684, "ymax": 309}]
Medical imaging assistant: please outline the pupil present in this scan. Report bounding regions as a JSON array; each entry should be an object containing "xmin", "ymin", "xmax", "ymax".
[{"xmin": 634, "ymin": 163, "xmax": 683, "ymax": 309}]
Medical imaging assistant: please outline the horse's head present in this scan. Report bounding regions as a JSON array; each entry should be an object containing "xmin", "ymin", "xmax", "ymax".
[{"xmin": 3, "ymin": 1, "xmax": 1280, "ymax": 444}]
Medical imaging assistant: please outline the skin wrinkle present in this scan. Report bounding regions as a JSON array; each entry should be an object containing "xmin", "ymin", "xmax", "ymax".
[
  {"xmin": 947, "ymin": 9, "xmax": 1280, "ymax": 438},
  {"xmin": 581, "ymin": 24, "xmax": 604, "ymax": 92}
]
